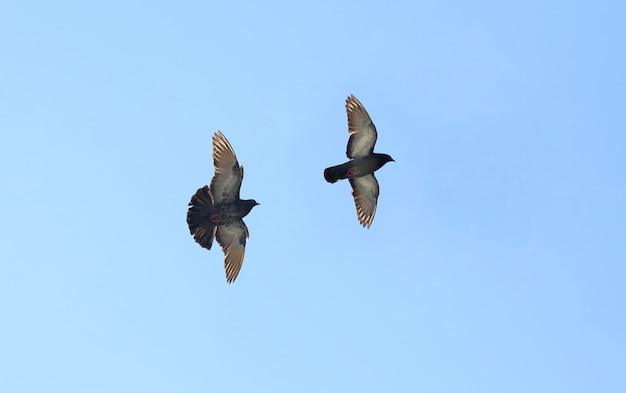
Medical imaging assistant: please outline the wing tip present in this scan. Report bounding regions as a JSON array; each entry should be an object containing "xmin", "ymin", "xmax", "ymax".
[
  {"xmin": 224, "ymin": 247, "xmax": 245, "ymax": 284},
  {"xmin": 357, "ymin": 211, "xmax": 375, "ymax": 229}
]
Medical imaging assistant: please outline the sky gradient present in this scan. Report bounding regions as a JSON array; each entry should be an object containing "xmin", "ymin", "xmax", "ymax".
[{"xmin": 1, "ymin": 1, "xmax": 625, "ymax": 392}]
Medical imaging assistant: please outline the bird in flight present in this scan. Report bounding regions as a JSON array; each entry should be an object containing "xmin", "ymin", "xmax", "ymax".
[
  {"xmin": 187, "ymin": 131, "xmax": 259, "ymax": 283},
  {"xmin": 324, "ymin": 95, "xmax": 394, "ymax": 228}
]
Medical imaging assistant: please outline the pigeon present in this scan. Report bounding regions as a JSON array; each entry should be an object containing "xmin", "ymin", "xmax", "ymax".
[
  {"xmin": 187, "ymin": 131, "xmax": 259, "ymax": 283},
  {"xmin": 324, "ymin": 95, "xmax": 394, "ymax": 228}
]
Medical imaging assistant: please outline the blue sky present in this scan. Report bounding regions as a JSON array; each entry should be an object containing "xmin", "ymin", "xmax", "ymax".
[{"xmin": 1, "ymin": 0, "xmax": 625, "ymax": 392}]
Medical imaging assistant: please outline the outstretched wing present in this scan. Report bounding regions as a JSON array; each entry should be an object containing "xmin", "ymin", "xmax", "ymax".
[
  {"xmin": 345, "ymin": 95, "xmax": 378, "ymax": 158},
  {"xmin": 349, "ymin": 174, "xmax": 379, "ymax": 228},
  {"xmin": 215, "ymin": 220, "xmax": 250, "ymax": 284},
  {"xmin": 210, "ymin": 131, "xmax": 244, "ymax": 204}
]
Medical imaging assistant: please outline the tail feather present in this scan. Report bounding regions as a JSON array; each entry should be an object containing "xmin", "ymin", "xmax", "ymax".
[
  {"xmin": 324, "ymin": 163, "xmax": 349, "ymax": 183},
  {"xmin": 191, "ymin": 225, "xmax": 217, "ymax": 250},
  {"xmin": 187, "ymin": 185, "xmax": 216, "ymax": 250},
  {"xmin": 189, "ymin": 185, "xmax": 213, "ymax": 209}
]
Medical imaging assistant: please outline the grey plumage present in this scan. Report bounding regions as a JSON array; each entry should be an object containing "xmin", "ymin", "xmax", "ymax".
[
  {"xmin": 187, "ymin": 131, "xmax": 259, "ymax": 283},
  {"xmin": 324, "ymin": 95, "xmax": 394, "ymax": 228}
]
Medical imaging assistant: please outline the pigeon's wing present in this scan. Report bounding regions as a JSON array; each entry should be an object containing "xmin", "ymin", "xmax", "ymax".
[
  {"xmin": 210, "ymin": 131, "xmax": 244, "ymax": 204},
  {"xmin": 349, "ymin": 174, "xmax": 379, "ymax": 228},
  {"xmin": 215, "ymin": 220, "xmax": 250, "ymax": 284},
  {"xmin": 346, "ymin": 95, "xmax": 378, "ymax": 158}
]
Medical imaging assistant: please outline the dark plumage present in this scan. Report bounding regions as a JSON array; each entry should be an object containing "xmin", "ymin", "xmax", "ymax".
[
  {"xmin": 324, "ymin": 95, "xmax": 394, "ymax": 228},
  {"xmin": 187, "ymin": 131, "xmax": 259, "ymax": 283}
]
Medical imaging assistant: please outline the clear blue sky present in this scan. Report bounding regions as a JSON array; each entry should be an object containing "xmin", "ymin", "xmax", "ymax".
[{"xmin": 1, "ymin": 1, "xmax": 625, "ymax": 392}]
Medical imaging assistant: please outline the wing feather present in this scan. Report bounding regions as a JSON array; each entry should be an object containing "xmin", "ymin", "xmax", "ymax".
[
  {"xmin": 345, "ymin": 95, "xmax": 378, "ymax": 158},
  {"xmin": 349, "ymin": 174, "xmax": 379, "ymax": 228},
  {"xmin": 215, "ymin": 220, "xmax": 250, "ymax": 284},
  {"xmin": 210, "ymin": 131, "xmax": 244, "ymax": 204}
]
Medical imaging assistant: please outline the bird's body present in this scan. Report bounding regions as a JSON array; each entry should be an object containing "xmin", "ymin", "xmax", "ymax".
[
  {"xmin": 187, "ymin": 131, "xmax": 258, "ymax": 283},
  {"xmin": 211, "ymin": 199, "xmax": 258, "ymax": 225},
  {"xmin": 324, "ymin": 95, "xmax": 394, "ymax": 228},
  {"xmin": 324, "ymin": 153, "xmax": 393, "ymax": 183}
]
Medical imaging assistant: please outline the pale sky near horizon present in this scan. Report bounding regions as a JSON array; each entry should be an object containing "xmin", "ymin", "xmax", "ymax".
[{"xmin": 1, "ymin": 1, "xmax": 625, "ymax": 392}]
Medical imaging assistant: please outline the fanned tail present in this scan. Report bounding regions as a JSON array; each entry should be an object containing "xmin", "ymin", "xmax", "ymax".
[{"xmin": 187, "ymin": 185, "xmax": 217, "ymax": 250}]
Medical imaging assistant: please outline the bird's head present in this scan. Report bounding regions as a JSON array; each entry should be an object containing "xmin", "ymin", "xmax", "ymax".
[
  {"xmin": 241, "ymin": 199, "xmax": 260, "ymax": 217},
  {"xmin": 381, "ymin": 154, "xmax": 395, "ymax": 164}
]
